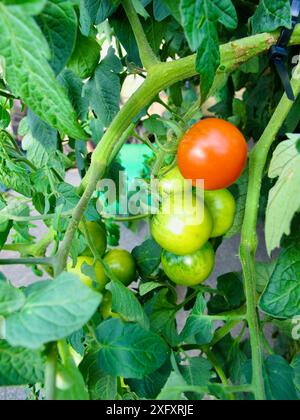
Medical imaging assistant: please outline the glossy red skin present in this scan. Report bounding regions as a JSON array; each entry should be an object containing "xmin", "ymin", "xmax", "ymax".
[{"xmin": 177, "ymin": 118, "xmax": 248, "ymax": 190}]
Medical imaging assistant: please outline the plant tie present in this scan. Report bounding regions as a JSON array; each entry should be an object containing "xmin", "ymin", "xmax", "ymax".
[{"xmin": 269, "ymin": 0, "xmax": 300, "ymax": 100}]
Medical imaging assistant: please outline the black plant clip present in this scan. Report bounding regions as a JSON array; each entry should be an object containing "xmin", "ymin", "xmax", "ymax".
[{"xmin": 269, "ymin": 0, "xmax": 300, "ymax": 101}]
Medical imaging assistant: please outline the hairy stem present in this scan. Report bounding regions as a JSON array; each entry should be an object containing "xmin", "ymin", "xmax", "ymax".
[
  {"xmin": 240, "ymin": 61, "xmax": 300, "ymax": 401},
  {"xmin": 122, "ymin": 0, "xmax": 159, "ymax": 70},
  {"xmin": 54, "ymin": 165, "xmax": 104, "ymax": 276},
  {"xmin": 100, "ymin": 213, "xmax": 150, "ymax": 222},
  {"xmin": 45, "ymin": 344, "xmax": 57, "ymax": 401},
  {"xmin": 0, "ymin": 257, "xmax": 53, "ymax": 265}
]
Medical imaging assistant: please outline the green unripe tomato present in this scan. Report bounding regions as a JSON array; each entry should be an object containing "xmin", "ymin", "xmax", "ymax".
[
  {"xmin": 103, "ymin": 249, "xmax": 137, "ymax": 286},
  {"xmin": 162, "ymin": 242, "xmax": 215, "ymax": 286},
  {"xmin": 80, "ymin": 221, "xmax": 107, "ymax": 257},
  {"xmin": 159, "ymin": 166, "xmax": 192, "ymax": 196},
  {"xmin": 151, "ymin": 193, "xmax": 213, "ymax": 255},
  {"xmin": 67, "ymin": 256, "xmax": 107, "ymax": 290},
  {"xmin": 204, "ymin": 189, "xmax": 236, "ymax": 238}
]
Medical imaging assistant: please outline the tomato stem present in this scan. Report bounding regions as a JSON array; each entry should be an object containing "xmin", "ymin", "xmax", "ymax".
[
  {"xmin": 240, "ymin": 60, "xmax": 300, "ymax": 401},
  {"xmin": 45, "ymin": 343, "xmax": 57, "ymax": 401},
  {"xmin": 122, "ymin": 0, "xmax": 160, "ymax": 70},
  {"xmin": 0, "ymin": 257, "xmax": 53, "ymax": 265},
  {"xmin": 54, "ymin": 164, "xmax": 103, "ymax": 276}
]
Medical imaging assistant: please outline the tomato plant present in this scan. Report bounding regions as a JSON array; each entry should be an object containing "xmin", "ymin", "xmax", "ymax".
[{"xmin": 0, "ymin": 0, "xmax": 299, "ymax": 403}]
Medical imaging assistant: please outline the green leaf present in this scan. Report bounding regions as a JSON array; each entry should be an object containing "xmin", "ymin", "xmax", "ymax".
[
  {"xmin": 84, "ymin": 48, "xmax": 122, "ymax": 127},
  {"xmin": 0, "ymin": 131, "xmax": 32, "ymax": 197},
  {"xmin": 260, "ymin": 245, "xmax": 300, "ymax": 319},
  {"xmin": 255, "ymin": 260, "xmax": 277, "ymax": 293},
  {"xmin": 126, "ymin": 358, "xmax": 171, "ymax": 399},
  {"xmin": 153, "ymin": 0, "xmax": 170, "ymax": 21},
  {"xmin": 0, "ymin": 281, "xmax": 26, "ymax": 316},
  {"xmin": 157, "ymin": 371, "xmax": 188, "ymax": 400},
  {"xmin": 37, "ymin": 0, "xmax": 77, "ymax": 75},
  {"xmin": 250, "ymin": 0, "xmax": 291, "ymax": 34},
  {"xmin": 68, "ymin": 328, "xmax": 86, "ymax": 356},
  {"xmin": 208, "ymin": 272, "xmax": 245, "ymax": 315},
  {"xmin": 145, "ymin": 19, "xmax": 165, "ymax": 54},
  {"xmin": 95, "ymin": 318, "xmax": 170, "ymax": 379},
  {"xmin": 139, "ymin": 281, "xmax": 164, "ymax": 296},
  {"xmin": 56, "ymin": 363, "xmax": 89, "ymax": 400},
  {"xmin": 80, "ymin": 0, "xmax": 118, "ymax": 36},
  {"xmin": 68, "ymin": 32, "xmax": 100, "ymax": 79},
  {"xmin": 58, "ymin": 69, "xmax": 89, "ymax": 121},
  {"xmin": 107, "ymin": 279, "xmax": 149, "ymax": 329},
  {"xmin": 180, "ymin": 294, "xmax": 214, "ymax": 345},
  {"xmin": 0, "ymin": 340, "xmax": 44, "ymax": 386},
  {"xmin": 132, "ymin": 0, "xmax": 150, "ymax": 18},
  {"xmin": 56, "ymin": 182, "xmax": 99, "ymax": 220},
  {"xmin": 180, "ymin": 357, "xmax": 211, "ymax": 399},
  {"xmin": 159, "ymin": 0, "xmax": 181, "ymax": 22},
  {"xmin": 0, "ymin": 3, "xmax": 87, "ymax": 139},
  {"xmin": 110, "ymin": 11, "xmax": 141, "ymax": 66},
  {"xmin": 291, "ymin": 354, "xmax": 300, "ymax": 398},
  {"xmin": 228, "ymin": 344, "xmax": 248, "ymax": 385},
  {"xmin": 180, "ymin": 0, "xmax": 237, "ymax": 98},
  {"xmin": 4, "ymin": 273, "xmax": 101, "ymax": 349},
  {"xmin": 22, "ymin": 111, "xmax": 58, "ymax": 168},
  {"xmin": 80, "ymin": 352, "xmax": 118, "ymax": 400},
  {"xmin": 243, "ymin": 355, "xmax": 298, "ymax": 400},
  {"xmin": 0, "ymin": 107, "xmax": 10, "ymax": 129},
  {"xmin": 180, "ymin": 0, "xmax": 237, "ymax": 50},
  {"xmin": 144, "ymin": 288, "xmax": 179, "ymax": 346},
  {"xmin": 265, "ymin": 135, "xmax": 300, "ymax": 254},
  {"xmin": 1, "ymin": 0, "xmax": 47, "ymax": 15},
  {"xmin": 132, "ymin": 238, "xmax": 162, "ymax": 277},
  {"xmin": 226, "ymin": 168, "xmax": 248, "ymax": 238}
]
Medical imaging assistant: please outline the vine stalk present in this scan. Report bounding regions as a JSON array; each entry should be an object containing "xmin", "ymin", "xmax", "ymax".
[
  {"xmin": 240, "ymin": 61, "xmax": 300, "ymax": 401},
  {"xmin": 122, "ymin": 0, "xmax": 160, "ymax": 70},
  {"xmin": 45, "ymin": 343, "xmax": 57, "ymax": 401}
]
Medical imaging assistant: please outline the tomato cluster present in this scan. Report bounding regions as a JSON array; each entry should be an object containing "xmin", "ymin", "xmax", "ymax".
[
  {"xmin": 152, "ymin": 118, "xmax": 247, "ymax": 287},
  {"xmin": 67, "ymin": 221, "xmax": 137, "ymax": 291}
]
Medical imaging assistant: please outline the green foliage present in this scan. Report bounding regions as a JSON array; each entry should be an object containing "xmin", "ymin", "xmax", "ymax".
[
  {"xmin": 260, "ymin": 244, "xmax": 300, "ymax": 319},
  {"xmin": 265, "ymin": 134, "xmax": 300, "ymax": 254},
  {"xmin": 4, "ymin": 273, "xmax": 101, "ymax": 349},
  {"xmin": 95, "ymin": 317, "xmax": 170, "ymax": 379},
  {"xmin": 107, "ymin": 279, "xmax": 149, "ymax": 328},
  {"xmin": 37, "ymin": 0, "xmax": 77, "ymax": 75},
  {"xmin": 180, "ymin": 294, "xmax": 214, "ymax": 345},
  {"xmin": 132, "ymin": 238, "xmax": 162, "ymax": 277},
  {"xmin": 243, "ymin": 355, "xmax": 298, "ymax": 400},
  {"xmin": 0, "ymin": 2, "xmax": 86, "ymax": 139},
  {"xmin": 0, "ymin": 341, "xmax": 45, "ymax": 386},
  {"xmin": 83, "ymin": 47, "xmax": 123, "ymax": 127},
  {"xmin": 67, "ymin": 32, "xmax": 100, "ymax": 79},
  {"xmin": 250, "ymin": 0, "xmax": 291, "ymax": 34},
  {"xmin": 180, "ymin": 0, "xmax": 237, "ymax": 98}
]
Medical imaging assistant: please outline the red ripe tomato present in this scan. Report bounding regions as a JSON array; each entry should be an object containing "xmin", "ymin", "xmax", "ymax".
[{"xmin": 177, "ymin": 118, "xmax": 247, "ymax": 190}]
